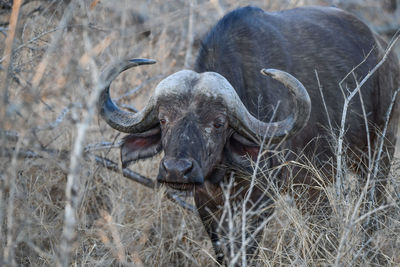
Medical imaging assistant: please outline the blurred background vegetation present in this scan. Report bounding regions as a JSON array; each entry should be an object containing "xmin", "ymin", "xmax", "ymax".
[{"xmin": 0, "ymin": 0, "xmax": 399, "ymax": 266}]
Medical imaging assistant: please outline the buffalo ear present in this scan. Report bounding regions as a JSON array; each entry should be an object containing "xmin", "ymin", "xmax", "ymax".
[
  {"xmin": 225, "ymin": 132, "xmax": 260, "ymax": 163},
  {"xmin": 120, "ymin": 126, "xmax": 162, "ymax": 167}
]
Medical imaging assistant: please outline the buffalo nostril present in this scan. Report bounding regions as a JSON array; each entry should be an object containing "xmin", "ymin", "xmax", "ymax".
[
  {"xmin": 162, "ymin": 158, "xmax": 193, "ymax": 175},
  {"xmin": 161, "ymin": 160, "xmax": 168, "ymax": 171},
  {"xmin": 179, "ymin": 159, "xmax": 193, "ymax": 174}
]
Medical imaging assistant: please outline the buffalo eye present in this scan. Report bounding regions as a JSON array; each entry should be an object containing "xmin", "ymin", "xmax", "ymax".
[
  {"xmin": 159, "ymin": 118, "xmax": 167, "ymax": 125},
  {"xmin": 213, "ymin": 118, "xmax": 226, "ymax": 129},
  {"xmin": 213, "ymin": 122, "xmax": 224, "ymax": 129}
]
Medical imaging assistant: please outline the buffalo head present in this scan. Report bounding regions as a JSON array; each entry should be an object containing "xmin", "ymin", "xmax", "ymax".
[{"xmin": 97, "ymin": 58, "xmax": 311, "ymax": 191}]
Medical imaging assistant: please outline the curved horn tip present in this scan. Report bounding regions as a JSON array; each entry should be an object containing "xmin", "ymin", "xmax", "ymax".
[
  {"xmin": 260, "ymin": 68, "xmax": 279, "ymax": 77},
  {"xmin": 129, "ymin": 58, "xmax": 156, "ymax": 65},
  {"xmin": 98, "ymin": 57, "xmax": 158, "ymax": 133}
]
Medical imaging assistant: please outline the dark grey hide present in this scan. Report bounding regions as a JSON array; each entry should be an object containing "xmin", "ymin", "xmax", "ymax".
[
  {"xmin": 98, "ymin": 5, "xmax": 400, "ymax": 265},
  {"xmin": 191, "ymin": 6, "xmax": 400, "ymax": 263}
]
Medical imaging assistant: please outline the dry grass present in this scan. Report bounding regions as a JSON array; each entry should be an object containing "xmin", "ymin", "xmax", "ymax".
[{"xmin": 0, "ymin": 0, "xmax": 399, "ymax": 266}]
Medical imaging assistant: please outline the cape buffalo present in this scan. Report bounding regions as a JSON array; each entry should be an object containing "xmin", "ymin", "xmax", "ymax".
[{"xmin": 97, "ymin": 5, "xmax": 399, "ymax": 264}]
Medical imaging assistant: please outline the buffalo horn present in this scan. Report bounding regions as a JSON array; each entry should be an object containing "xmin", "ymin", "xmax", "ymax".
[
  {"xmin": 97, "ymin": 58, "xmax": 158, "ymax": 133},
  {"xmin": 225, "ymin": 68, "xmax": 311, "ymax": 143}
]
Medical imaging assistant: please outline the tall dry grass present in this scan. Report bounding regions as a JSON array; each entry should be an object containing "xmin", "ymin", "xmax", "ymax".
[{"xmin": 0, "ymin": 0, "xmax": 399, "ymax": 266}]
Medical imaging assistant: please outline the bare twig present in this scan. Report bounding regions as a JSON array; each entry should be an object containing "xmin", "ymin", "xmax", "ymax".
[
  {"xmin": 35, "ymin": 103, "xmax": 82, "ymax": 132},
  {"xmin": 365, "ymin": 87, "xmax": 400, "ymax": 217},
  {"xmin": 0, "ymin": 130, "xmax": 19, "ymax": 142},
  {"xmin": 354, "ymin": 203, "xmax": 394, "ymax": 225},
  {"xmin": 0, "ymin": 0, "xmax": 22, "ymax": 130},
  {"xmin": 59, "ymin": 3, "xmax": 101, "ymax": 265},
  {"xmin": 373, "ymin": 24, "xmax": 400, "ymax": 36},
  {"xmin": 315, "ymin": 69, "xmax": 333, "ymax": 132},
  {"xmin": 0, "ymin": 27, "xmax": 62, "ymax": 64},
  {"xmin": 210, "ymin": 0, "xmax": 225, "ymax": 16},
  {"xmin": 114, "ymin": 75, "xmax": 163, "ymax": 102},
  {"xmin": 356, "ymin": 73, "xmax": 372, "ymax": 168},
  {"xmin": 0, "ymin": 27, "xmax": 7, "ymax": 37},
  {"xmin": 0, "ymin": 1, "xmax": 23, "ymax": 265},
  {"xmin": 335, "ymin": 33, "xmax": 400, "ymax": 198},
  {"xmin": 84, "ymin": 141, "xmax": 122, "ymax": 152},
  {"xmin": 78, "ymin": 32, "xmax": 117, "ymax": 67},
  {"xmin": 3, "ymin": 138, "xmax": 22, "ymax": 266},
  {"xmin": 372, "ymin": 87, "xmax": 400, "ymax": 179},
  {"xmin": 0, "ymin": 147, "xmax": 195, "ymax": 212},
  {"xmin": 94, "ymin": 155, "xmax": 154, "ymax": 189},
  {"xmin": 114, "ymin": 156, "xmax": 195, "ymax": 211},
  {"xmin": 30, "ymin": 0, "xmax": 77, "ymax": 89},
  {"xmin": 237, "ymin": 103, "xmax": 282, "ymax": 266},
  {"xmin": 119, "ymin": 104, "xmax": 138, "ymax": 113},
  {"xmin": 334, "ymin": 34, "xmax": 400, "ymax": 266},
  {"xmin": 83, "ymin": 155, "xmax": 195, "ymax": 211},
  {"xmin": 184, "ymin": 0, "xmax": 195, "ymax": 68}
]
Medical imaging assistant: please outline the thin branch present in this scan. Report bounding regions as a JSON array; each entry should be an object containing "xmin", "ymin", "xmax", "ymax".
[
  {"xmin": 94, "ymin": 155, "xmax": 154, "ymax": 189},
  {"xmin": 114, "ymin": 75, "xmax": 162, "ymax": 102},
  {"xmin": 59, "ymin": 4, "xmax": 104, "ymax": 265},
  {"xmin": 236, "ymin": 104, "xmax": 282, "ymax": 267},
  {"xmin": 119, "ymin": 104, "xmax": 138, "ymax": 113},
  {"xmin": 210, "ymin": 0, "xmax": 225, "ymax": 16},
  {"xmin": 373, "ymin": 24, "xmax": 400, "ymax": 36},
  {"xmin": 372, "ymin": 87, "xmax": 400, "ymax": 179},
  {"xmin": 0, "ymin": 27, "xmax": 62, "ymax": 64},
  {"xmin": 334, "ymin": 57, "xmax": 400, "ymax": 267},
  {"xmin": 35, "ymin": 103, "xmax": 82, "ymax": 132},
  {"xmin": 0, "ymin": 1, "xmax": 23, "ymax": 265},
  {"xmin": 315, "ymin": 69, "xmax": 333, "ymax": 132},
  {"xmin": 3, "ymin": 136, "xmax": 22, "ymax": 266},
  {"xmin": 184, "ymin": 0, "xmax": 195, "ymax": 68},
  {"xmin": 30, "ymin": 0, "xmax": 77, "ymax": 89},
  {"xmin": 335, "ymin": 32, "xmax": 400, "ymax": 198},
  {"xmin": 0, "ymin": 0, "xmax": 22, "ymax": 132},
  {"xmin": 0, "ymin": 130, "xmax": 19, "ymax": 142},
  {"xmin": 332, "ymin": 32, "xmax": 400, "ymax": 266},
  {"xmin": 0, "ymin": 27, "xmax": 7, "ymax": 37},
  {"xmin": 353, "ymin": 203, "xmax": 394, "ymax": 225},
  {"xmin": 355, "ymin": 73, "xmax": 372, "ymax": 168},
  {"xmin": 0, "ymin": 147, "xmax": 195, "ymax": 212},
  {"xmin": 84, "ymin": 141, "xmax": 122, "ymax": 152}
]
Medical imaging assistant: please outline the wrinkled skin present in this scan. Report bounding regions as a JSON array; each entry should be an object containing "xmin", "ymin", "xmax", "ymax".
[
  {"xmin": 157, "ymin": 96, "xmax": 230, "ymax": 187},
  {"xmin": 156, "ymin": 95, "xmax": 273, "ymax": 262},
  {"xmin": 120, "ymin": 91, "xmax": 269, "ymax": 264}
]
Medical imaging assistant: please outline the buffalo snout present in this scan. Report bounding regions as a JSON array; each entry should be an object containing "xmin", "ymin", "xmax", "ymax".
[
  {"xmin": 158, "ymin": 157, "xmax": 204, "ymax": 189},
  {"xmin": 163, "ymin": 158, "xmax": 193, "ymax": 176}
]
